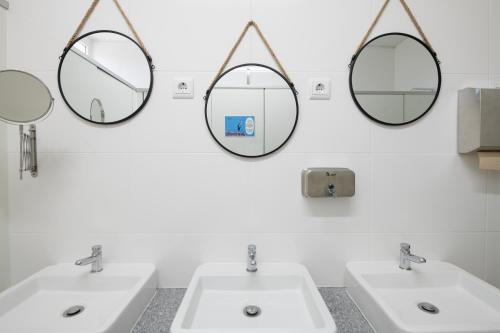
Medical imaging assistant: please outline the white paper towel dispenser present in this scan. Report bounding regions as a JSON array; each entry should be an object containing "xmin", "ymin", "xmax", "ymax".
[{"xmin": 458, "ymin": 88, "xmax": 500, "ymax": 171}]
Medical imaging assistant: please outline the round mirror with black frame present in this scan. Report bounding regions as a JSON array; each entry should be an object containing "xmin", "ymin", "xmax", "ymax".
[
  {"xmin": 58, "ymin": 30, "xmax": 154, "ymax": 125},
  {"xmin": 349, "ymin": 33, "xmax": 441, "ymax": 126},
  {"xmin": 204, "ymin": 63, "xmax": 299, "ymax": 158}
]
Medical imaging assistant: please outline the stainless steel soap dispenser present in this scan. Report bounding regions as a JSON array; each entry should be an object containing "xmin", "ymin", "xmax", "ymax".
[{"xmin": 301, "ymin": 168, "xmax": 355, "ymax": 198}]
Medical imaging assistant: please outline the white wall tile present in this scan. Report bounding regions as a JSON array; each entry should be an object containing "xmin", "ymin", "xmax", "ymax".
[
  {"xmin": 6, "ymin": 0, "xmax": 113, "ymax": 72},
  {"xmin": 485, "ymin": 232, "xmax": 500, "ymax": 288},
  {"xmin": 252, "ymin": 0, "xmax": 372, "ymax": 72},
  {"xmin": 487, "ymin": 171, "xmax": 500, "ymax": 231},
  {"xmin": 128, "ymin": 72, "xmax": 220, "ymax": 153},
  {"xmin": 281, "ymin": 72, "xmax": 372, "ymax": 154},
  {"xmin": 490, "ymin": 0, "xmax": 500, "ymax": 75},
  {"xmin": 8, "ymin": 153, "xmax": 131, "ymax": 234},
  {"xmin": 371, "ymin": 0, "xmax": 490, "ymax": 74},
  {"xmin": 371, "ymin": 154, "xmax": 487, "ymax": 233},
  {"xmin": 126, "ymin": 153, "xmax": 255, "ymax": 233},
  {"xmin": 152, "ymin": 0, "xmax": 252, "ymax": 71}
]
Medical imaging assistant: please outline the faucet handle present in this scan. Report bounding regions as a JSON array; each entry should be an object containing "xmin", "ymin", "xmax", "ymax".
[
  {"xmin": 92, "ymin": 245, "xmax": 102, "ymax": 254},
  {"xmin": 400, "ymin": 243, "xmax": 410, "ymax": 251}
]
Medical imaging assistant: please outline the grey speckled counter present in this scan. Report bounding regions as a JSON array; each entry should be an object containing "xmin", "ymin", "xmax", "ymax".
[{"xmin": 132, "ymin": 288, "xmax": 374, "ymax": 333}]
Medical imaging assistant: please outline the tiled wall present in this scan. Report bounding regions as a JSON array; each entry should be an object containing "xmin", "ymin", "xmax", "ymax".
[
  {"xmin": 0, "ymin": 5, "xmax": 9, "ymax": 291},
  {"xmin": 486, "ymin": 171, "xmax": 500, "ymax": 287},
  {"xmin": 4, "ymin": 0, "xmax": 500, "ymax": 288}
]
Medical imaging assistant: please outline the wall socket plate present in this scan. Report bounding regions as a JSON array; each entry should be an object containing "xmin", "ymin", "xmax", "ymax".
[
  {"xmin": 309, "ymin": 78, "xmax": 331, "ymax": 100},
  {"xmin": 173, "ymin": 78, "xmax": 194, "ymax": 99}
]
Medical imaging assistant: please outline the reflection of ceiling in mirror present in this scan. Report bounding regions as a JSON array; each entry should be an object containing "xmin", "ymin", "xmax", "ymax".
[
  {"xmin": 353, "ymin": 36, "xmax": 438, "ymax": 93},
  {"xmin": 216, "ymin": 66, "xmax": 289, "ymax": 89},
  {"xmin": 232, "ymin": 66, "xmax": 272, "ymax": 73},
  {"xmin": 70, "ymin": 34, "xmax": 150, "ymax": 90},
  {"xmin": 86, "ymin": 34, "xmax": 126, "ymax": 43},
  {"xmin": 69, "ymin": 49, "xmax": 147, "ymax": 93},
  {"xmin": 368, "ymin": 35, "xmax": 407, "ymax": 48}
]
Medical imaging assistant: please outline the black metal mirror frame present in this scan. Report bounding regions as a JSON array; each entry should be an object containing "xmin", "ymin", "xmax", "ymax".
[
  {"xmin": 57, "ymin": 29, "xmax": 154, "ymax": 125},
  {"xmin": 349, "ymin": 32, "xmax": 442, "ymax": 126},
  {"xmin": 204, "ymin": 63, "xmax": 299, "ymax": 158}
]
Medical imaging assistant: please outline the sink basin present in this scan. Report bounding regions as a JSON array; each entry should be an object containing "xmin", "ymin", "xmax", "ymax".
[
  {"xmin": 346, "ymin": 261, "xmax": 500, "ymax": 333},
  {"xmin": 0, "ymin": 263, "xmax": 157, "ymax": 333},
  {"xmin": 171, "ymin": 263, "xmax": 336, "ymax": 333}
]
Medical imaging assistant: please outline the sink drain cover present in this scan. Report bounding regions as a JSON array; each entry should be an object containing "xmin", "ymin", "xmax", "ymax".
[
  {"xmin": 243, "ymin": 305, "xmax": 261, "ymax": 317},
  {"xmin": 418, "ymin": 302, "xmax": 439, "ymax": 314},
  {"xmin": 63, "ymin": 305, "xmax": 85, "ymax": 318}
]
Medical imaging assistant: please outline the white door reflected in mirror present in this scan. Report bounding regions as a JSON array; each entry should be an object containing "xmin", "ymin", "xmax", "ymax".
[{"xmin": 205, "ymin": 64, "xmax": 298, "ymax": 158}]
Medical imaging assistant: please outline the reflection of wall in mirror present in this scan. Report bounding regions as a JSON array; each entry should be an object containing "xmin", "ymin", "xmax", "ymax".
[
  {"xmin": 61, "ymin": 51, "xmax": 141, "ymax": 122},
  {"xmin": 354, "ymin": 37, "xmax": 437, "ymax": 123},
  {"xmin": 208, "ymin": 68, "xmax": 296, "ymax": 155},
  {"xmin": 88, "ymin": 38, "xmax": 150, "ymax": 90},
  {"xmin": 209, "ymin": 89, "xmax": 265, "ymax": 156},
  {"xmin": 264, "ymin": 89, "xmax": 296, "ymax": 152},
  {"xmin": 353, "ymin": 47, "xmax": 395, "ymax": 91},
  {"xmin": 394, "ymin": 39, "xmax": 437, "ymax": 121},
  {"xmin": 394, "ymin": 39, "xmax": 437, "ymax": 91},
  {"xmin": 355, "ymin": 38, "xmax": 437, "ymax": 92},
  {"xmin": 355, "ymin": 94, "xmax": 405, "ymax": 123},
  {"xmin": 209, "ymin": 88, "xmax": 295, "ymax": 155}
]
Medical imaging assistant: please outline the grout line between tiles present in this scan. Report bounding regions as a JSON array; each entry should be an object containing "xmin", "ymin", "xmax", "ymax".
[
  {"xmin": 9, "ymin": 231, "xmax": 488, "ymax": 236},
  {"xmin": 6, "ymin": 152, "xmax": 466, "ymax": 156},
  {"xmin": 483, "ymin": 170, "xmax": 491, "ymax": 278}
]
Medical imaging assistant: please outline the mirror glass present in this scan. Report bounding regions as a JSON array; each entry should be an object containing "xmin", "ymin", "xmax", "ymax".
[
  {"xmin": 0, "ymin": 70, "xmax": 53, "ymax": 124},
  {"xmin": 58, "ymin": 30, "xmax": 153, "ymax": 124},
  {"xmin": 350, "ymin": 33, "xmax": 441, "ymax": 125},
  {"xmin": 205, "ymin": 64, "xmax": 298, "ymax": 157}
]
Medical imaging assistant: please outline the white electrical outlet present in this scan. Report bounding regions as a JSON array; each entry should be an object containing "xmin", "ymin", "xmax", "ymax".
[
  {"xmin": 173, "ymin": 78, "xmax": 194, "ymax": 99},
  {"xmin": 310, "ymin": 79, "xmax": 331, "ymax": 100}
]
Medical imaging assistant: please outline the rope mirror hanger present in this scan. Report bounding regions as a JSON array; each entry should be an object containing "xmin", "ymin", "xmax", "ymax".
[
  {"xmin": 206, "ymin": 20, "xmax": 296, "ymax": 97},
  {"xmin": 350, "ymin": 0, "xmax": 439, "ymax": 66},
  {"xmin": 62, "ymin": 0, "xmax": 152, "ymax": 63}
]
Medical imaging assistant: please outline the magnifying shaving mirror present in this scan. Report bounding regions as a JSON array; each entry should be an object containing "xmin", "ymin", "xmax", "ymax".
[
  {"xmin": 349, "ymin": 33, "xmax": 441, "ymax": 126},
  {"xmin": 58, "ymin": 30, "xmax": 154, "ymax": 125},
  {"xmin": 204, "ymin": 64, "xmax": 299, "ymax": 158},
  {"xmin": 0, "ymin": 70, "xmax": 54, "ymax": 179}
]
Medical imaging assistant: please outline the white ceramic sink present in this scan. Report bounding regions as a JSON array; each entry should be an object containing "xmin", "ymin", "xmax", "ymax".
[
  {"xmin": 171, "ymin": 263, "xmax": 336, "ymax": 333},
  {"xmin": 346, "ymin": 261, "xmax": 500, "ymax": 333},
  {"xmin": 0, "ymin": 263, "xmax": 157, "ymax": 333}
]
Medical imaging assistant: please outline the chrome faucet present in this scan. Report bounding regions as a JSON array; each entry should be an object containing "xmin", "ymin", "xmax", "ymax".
[
  {"xmin": 399, "ymin": 243, "xmax": 426, "ymax": 270},
  {"xmin": 75, "ymin": 245, "xmax": 103, "ymax": 273},
  {"xmin": 247, "ymin": 244, "xmax": 257, "ymax": 272}
]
